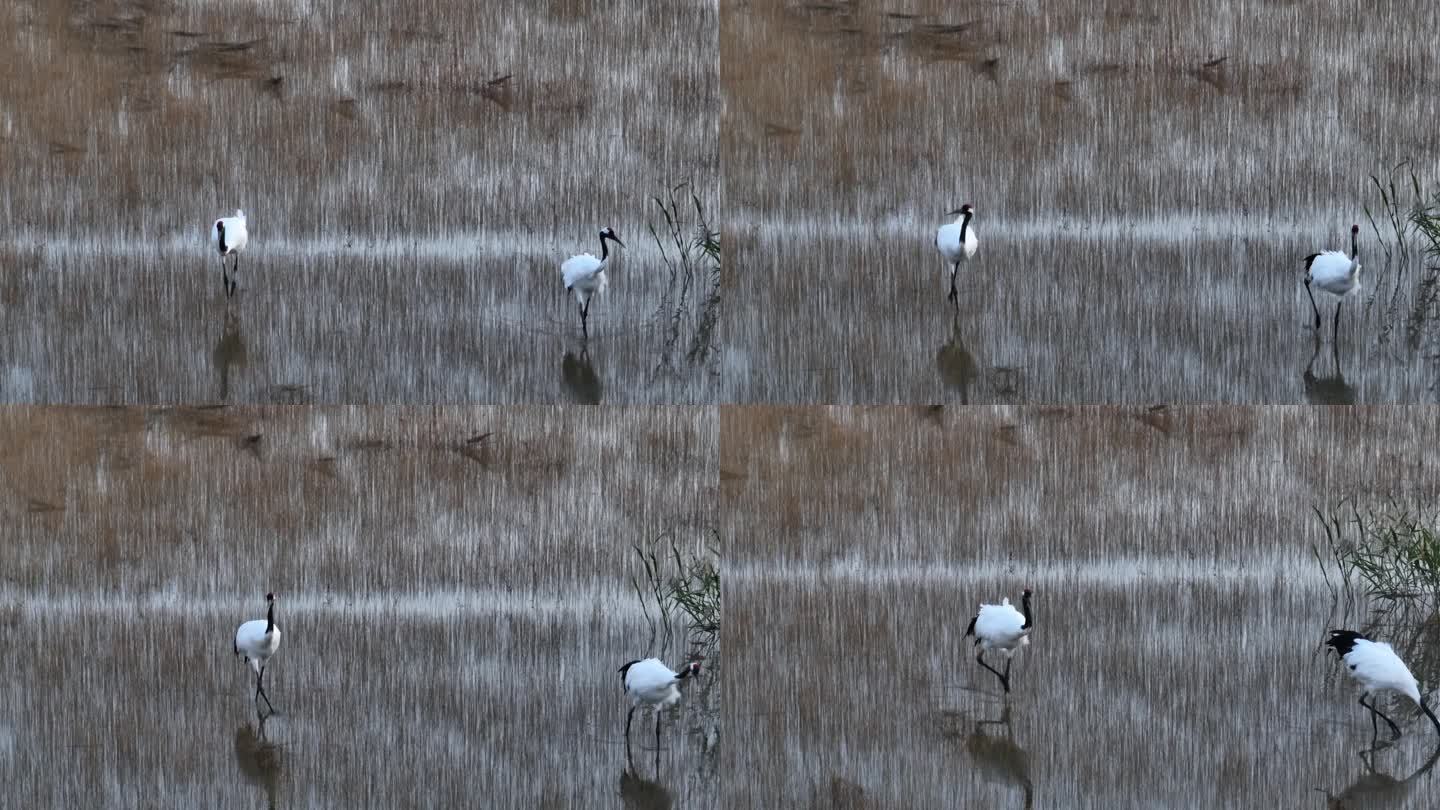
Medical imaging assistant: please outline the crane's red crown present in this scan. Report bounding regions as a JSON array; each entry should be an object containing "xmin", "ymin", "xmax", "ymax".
[{"xmin": 1022, "ymin": 587, "xmax": 1033, "ymax": 596}]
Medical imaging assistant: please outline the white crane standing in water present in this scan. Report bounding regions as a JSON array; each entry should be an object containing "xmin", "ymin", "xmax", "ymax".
[
  {"xmin": 234, "ymin": 592, "xmax": 282, "ymax": 713},
  {"xmin": 618, "ymin": 656, "xmax": 701, "ymax": 754},
  {"xmin": 561, "ymin": 227, "xmax": 624, "ymax": 339},
  {"xmin": 1303, "ymin": 224, "xmax": 1361, "ymax": 338},
  {"xmin": 964, "ymin": 587, "xmax": 1033, "ymax": 694},
  {"xmin": 936, "ymin": 204, "xmax": 979, "ymax": 304},
  {"xmin": 212, "ymin": 209, "xmax": 249, "ymax": 298},
  {"xmin": 1325, "ymin": 629, "xmax": 1440, "ymax": 742}
]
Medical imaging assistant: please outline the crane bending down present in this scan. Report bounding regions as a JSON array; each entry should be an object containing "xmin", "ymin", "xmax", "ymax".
[
  {"xmin": 212, "ymin": 209, "xmax": 249, "ymax": 298},
  {"xmin": 964, "ymin": 587, "xmax": 1033, "ymax": 694},
  {"xmin": 1325, "ymin": 629, "xmax": 1440, "ymax": 742},
  {"xmin": 561, "ymin": 227, "xmax": 624, "ymax": 339},
  {"xmin": 1303, "ymin": 225, "xmax": 1361, "ymax": 338},
  {"xmin": 234, "ymin": 593, "xmax": 282, "ymax": 712},
  {"xmin": 936, "ymin": 204, "xmax": 979, "ymax": 304},
  {"xmin": 618, "ymin": 657, "xmax": 701, "ymax": 754}
]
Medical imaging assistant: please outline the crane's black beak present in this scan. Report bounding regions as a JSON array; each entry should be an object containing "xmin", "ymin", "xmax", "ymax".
[
  {"xmin": 609, "ymin": 234, "xmax": 625, "ymax": 248},
  {"xmin": 946, "ymin": 209, "xmax": 964, "ymax": 216}
]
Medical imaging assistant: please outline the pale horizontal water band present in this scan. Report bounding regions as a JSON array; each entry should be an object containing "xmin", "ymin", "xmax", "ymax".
[
  {"xmin": 728, "ymin": 553, "xmax": 1332, "ymax": 589},
  {"xmin": 3, "ymin": 586, "xmax": 649, "ymax": 620}
]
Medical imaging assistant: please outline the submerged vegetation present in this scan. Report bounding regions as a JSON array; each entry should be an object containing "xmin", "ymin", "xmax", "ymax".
[
  {"xmin": 648, "ymin": 182, "xmax": 722, "ymax": 380},
  {"xmin": 1364, "ymin": 161, "xmax": 1440, "ymax": 268},
  {"xmin": 630, "ymin": 531, "xmax": 721, "ymax": 659}
]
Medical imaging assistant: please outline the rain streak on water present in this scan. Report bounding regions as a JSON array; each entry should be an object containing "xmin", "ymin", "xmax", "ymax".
[
  {"xmin": 1, "ymin": 1, "xmax": 719, "ymax": 404},
  {"xmin": 721, "ymin": 2, "xmax": 1440, "ymax": 403},
  {"xmin": 2, "ymin": 407, "xmax": 719, "ymax": 808},
  {"xmin": 722, "ymin": 406, "xmax": 1440, "ymax": 808}
]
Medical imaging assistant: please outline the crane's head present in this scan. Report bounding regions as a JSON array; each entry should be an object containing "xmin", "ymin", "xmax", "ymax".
[
  {"xmin": 1351, "ymin": 224, "xmax": 1359, "ymax": 234},
  {"xmin": 600, "ymin": 227, "xmax": 625, "ymax": 248},
  {"xmin": 265, "ymin": 592, "xmax": 276, "ymax": 602},
  {"xmin": 1022, "ymin": 587, "xmax": 1033, "ymax": 597},
  {"xmin": 685, "ymin": 661, "xmax": 702, "ymax": 678},
  {"xmin": 946, "ymin": 204, "xmax": 974, "ymax": 217}
]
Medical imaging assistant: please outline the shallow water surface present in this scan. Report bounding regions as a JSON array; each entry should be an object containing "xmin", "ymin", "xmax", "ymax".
[{"xmin": 723, "ymin": 223, "xmax": 1439, "ymax": 403}]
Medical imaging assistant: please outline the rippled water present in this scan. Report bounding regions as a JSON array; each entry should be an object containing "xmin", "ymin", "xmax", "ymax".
[
  {"xmin": 3, "ymin": 407, "xmax": 720, "ymax": 808},
  {"xmin": 723, "ymin": 407, "xmax": 1440, "ymax": 807},
  {"xmin": 721, "ymin": 2, "xmax": 1440, "ymax": 403}
]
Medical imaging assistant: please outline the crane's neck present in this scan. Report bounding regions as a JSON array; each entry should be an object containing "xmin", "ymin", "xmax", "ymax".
[
  {"xmin": 959, "ymin": 212, "xmax": 972, "ymax": 242},
  {"xmin": 1350, "ymin": 229, "xmax": 1359, "ymax": 262},
  {"xmin": 265, "ymin": 601, "xmax": 275, "ymax": 634},
  {"xmin": 1020, "ymin": 592, "xmax": 1033, "ymax": 630},
  {"xmin": 1422, "ymin": 697, "xmax": 1440, "ymax": 738},
  {"xmin": 599, "ymin": 235, "xmax": 610, "ymax": 263}
]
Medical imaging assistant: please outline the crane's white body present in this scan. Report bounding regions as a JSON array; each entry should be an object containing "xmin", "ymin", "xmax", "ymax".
[
  {"xmin": 234, "ymin": 593, "xmax": 281, "ymax": 712},
  {"xmin": 1306, "ymin": 251, "xmax": 1361, "ymax": 299},
  {"xmin": 1334, "ymin": 636, "xmax": 1422, "ymax": 705},
  {"xmin": 971, "ymin": 597, "xmax": 1030, "ymax": 656},
  {"xmin": 965, "ymin": 588, "xmax": 1033, "ymax": 694},
  {"xmin": 234, "ymin": 618, "xmax": 282, "ymax": 676},
  {"xmin": 937, "ymin": 205, "xmax": 979, "ymax": 303},
  {"xmin": 213, "ymin": 210, "xmax": 249, "ymax": 257},
  {"xmin": 561, "ymin": 227, "xmax": 624, "ymax": 338},
  {"xmin": 936, "ymin": 216, "xmax": 979, "ymax": 266},
  {"xmin": 621, "ymin": 658, "xmax": 687, "ymax": 712},
  {"xmin": 561, "ymin": 253, "xmax": 609, "ymax": 309},
  {"xmin": 1326, "ymin": 629, "xmax": 1440, "ymax": 741}
]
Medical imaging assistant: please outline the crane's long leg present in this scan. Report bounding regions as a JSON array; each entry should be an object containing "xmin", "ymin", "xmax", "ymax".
[
  {"xmin": 232, "ymin": 252, "xmax": 240, "ymax": 297},
  {"xmin": 624, "ymin": 705, "xmax": 636, "ymax": 760},
  {"xmin": 1002, "ymin": 657, "xmax": 1014, "ymax": 691},
  {"xmin": 1360, "ymin": 694, "xmax": 1400, "ymax": 740},
  {"xmin": 580, "ymin": 302, "xmax": 589, "ymax": 341},
  {"xmin": 1305, "ymin": 280, "xmax": 1320, "ymax": 330},
  {"xmin": 654, "ymin": 712, "xmax": 662, "ymax": 754},
  {"xmin": 948, "ymin": 264, "xmax": 959, "ymax": 303},
  {"xmin": 1332, "ymin": 300, "xmax": 1342, "ymax": 342},
  {"xmin": 254, "ymin": 666, "xmax": 275, "ymax": 713},
  {"xmin": 976, "ymin": 650, "xmax": 1010, "ymax": 694}
]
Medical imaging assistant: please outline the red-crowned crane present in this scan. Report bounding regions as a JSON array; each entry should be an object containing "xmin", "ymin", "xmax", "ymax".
[
  {"xmin": 964, "ymin": 587, "xmax": 1033, "ymax": 694},
  {"xmin": 1325, "ymin": 629, "xmax": 1440, "ymax": 742},
  {"xmin": 234, "ymin": 593, "xmax": 282, "ymax": 712},
  {"xmin": 561, "ymin": 227, "xmax": 624, "ymax": 339}
]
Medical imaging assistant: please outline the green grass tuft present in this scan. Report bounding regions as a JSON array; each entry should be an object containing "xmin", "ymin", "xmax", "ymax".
[{"xmin": 630, "ymin": 531, "xmax": 720, "ymax": 659}]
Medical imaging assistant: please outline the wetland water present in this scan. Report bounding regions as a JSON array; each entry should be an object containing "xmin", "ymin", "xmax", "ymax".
[
  {"xmin": 722, "ymin": 2, "xmax": 1440, "ymax": 403},
  {"xmin": 723, "ymin": 407, "xmax": 1440, "ymax": 807},
  {"xmin": 2, "ymin": 1, "xmax": 718, "ymax": 403},
  {"xmin": 3, "ymin": 407, "xmax": 719, "ymax": 808}
]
